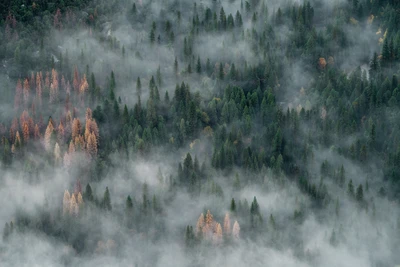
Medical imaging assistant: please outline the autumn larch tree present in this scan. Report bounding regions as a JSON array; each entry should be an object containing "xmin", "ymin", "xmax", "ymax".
[
  {"xmin": 57, "ymin": 122, "xmax": 65, "ymax": 144},
  {"xmin": 54, "ymin": 143, "xmax": 61, "ymax": 164},
  {"xmin": 22, "ymin": 122, "xmax": 29, "ymax": 143},
  {"xmin": 213, "ymin": 223, "xmax": 223, "ymax": 245},
  {"xmin": 72, "ymin": 118, "xmax": 82, "ymax": 141},
  {"xmin": 10, "ymin": 118, "xmax": 18, "ymax": 144},
  {"xmin": 34, "ymin": 124, "xmax": 40, "ymax": 140},
  {"xmin": 63, "ymin": 190, "xmax": 71, "ymax": 215},
  {"xmin": 44, "ymin": 120, "xmax": 55, "ymax": 151},
  {"xmin": 203, "ymin": 210, "xmax": 214, "ymax": 239},
  {"xmin": 232, "ymin": 220, "xmax": 240, "ymax": 239},
  {"xmin": 223, "ymin": 212, "xmax": 231, "ymax": 235},
  {"xmin": 54, "ymin": 8, "xmax": 62, "ymax": 30},
  {"xmin": 70, "ymin": 194, "xmax": 79, "ymax": 216},
  {"xmin": 196, "ymin": 213, "xmax": 205, "ymax": 237},
  {"xmin": 23, "ymin": 78, "xmax": 30, "ymax": 107},
  {"xmin": 36, "ymin": 72, "xmax": 42, "ymax": 107},
  {"xmin": 50, "ymin": 69, "xmax": 59, "ymax": 103},
  {"xmin": 86, "ymin": 132, "xmax": 98, "ymax": 158},
  {"xmin": 77, "ymin": 192, "xmax": 84, "ymax": 207}
]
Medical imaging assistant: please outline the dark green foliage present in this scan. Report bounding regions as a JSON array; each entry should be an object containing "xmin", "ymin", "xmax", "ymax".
[
  {"xmin": 84, "ymin": 184, "xmax": 94, "ymax": 202},
  {"xmin": 102, "ymin": 187, "xmax": 112, "ymax": 211},
  {"xmin": 230, "ymin": 198, "xmax": 236, "ymax": 213}
]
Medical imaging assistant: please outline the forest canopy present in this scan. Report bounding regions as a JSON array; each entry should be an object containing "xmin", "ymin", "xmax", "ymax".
[{"xmin": 0, "ymin": 0, "xmax": 400, "ymax": 266}]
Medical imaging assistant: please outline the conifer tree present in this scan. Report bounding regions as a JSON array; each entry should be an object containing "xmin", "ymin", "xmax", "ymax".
[
  {"xmin": 23, "ymin": 78, "xmax": 30, "ymax": 106},
  {"xmin": 44, "ymin": 120, "xmax": 54, "ymax": 151},
  {"xmin": 203, "ymin": 210, "xmax": 214, "ymax": 238},
  {"xmin": 36, "ymin": 72, "xmax": 42, "ymax": 106},
  {"xmin": 63, "ymin": 190, "xmax": 71, "ymax": 215},
  {"xmin": 230, "ymin": 198, "xmax": 236, "ymax": 213},
  {"xmin": 213, "ymin": 223, "xmax": 223, "ymax": 245},
  {"xmin": 72, "ymin": 118, "xmax": 82, "ymax": 141},
  {"xmin": 348, "ymin": 179, "xmax": 355, "ymax": 198},
  {"xmin": 223, "ymin": 213, "xmax": 231, "ymax": 235},
  {"xmin": 196, "ymin": 213, "xmax": 205, "ymax": 236},
  {"xmin": 54, "ymin": 143, "xmax": 61, "ymax": 163},
  {"xmin": 70, "ymin": 194, "xmax": 79, "ymax": 216},
  {"xmin": 77, "ymin": 192, "xmax": 84, "ymax": 206},
  {"xmin": 84, "ymin": 184, "xmax": 93, "ymax": 202},
  {"xmin": 232, "ymin": 220, "xmax": 240, "ymax": 239},
  {"xmin": 196, "ymin": 56, "xmax": 202, "ymax": 73},
  {"xmin": 103, "ymin": 187, "xmax": 112, "ymax": 211}
]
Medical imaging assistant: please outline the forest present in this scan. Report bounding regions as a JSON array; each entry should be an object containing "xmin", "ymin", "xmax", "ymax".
[{"xmin": 0, "ymin": 0, "xmax": 400, "ymax": 266}]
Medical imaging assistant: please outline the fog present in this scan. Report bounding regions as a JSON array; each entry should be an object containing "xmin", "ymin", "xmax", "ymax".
[{"xmin": 0, "ymin": 0, "xmax": 399, "ymax": 266}]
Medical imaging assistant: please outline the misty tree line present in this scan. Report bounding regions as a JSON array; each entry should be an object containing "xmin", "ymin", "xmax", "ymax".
[{"xmin": 0, "ymin": 0, "xmax": 400, "ymax": 263}]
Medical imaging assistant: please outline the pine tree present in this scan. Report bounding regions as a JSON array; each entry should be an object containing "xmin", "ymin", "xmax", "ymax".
[
  {"xmin": 14, "ymin": 79, "xmax": 22, "ymax": 110},
  {"xmin": 156, "ymin": 66, "xmax": 162, "ymax": 87},
  {"xmin": 382, "ymin": 37, "xmax": 390, "ymax": 65},
  {"xmin": 142, "ymin": 182, "xmax": 149, "ymax": 214},
  {"xmin": 230, "ymin": 198, "xmax": 236, "ymax": 213},
  {"xmin": 196, "ymin": 56, "xmax": 202, "ymax": 73},
  {"xmin": 84, "ymin": 184, "xmax": 93, "ymax": 202},
  {"xmin": 103, "ymin": 187, "xmax": 112, "ymax": 211},
  {"xmin": 356, "ymin": 184, "xmax": 364, "ymax": 203},
  {"xmin": 370, "ymin": 52, "xmax": 379, "ymax": 73},
  {"xmin": 338, "ymin": 165, "xmax": 345, "ymax": 188},
  {"xmin": 219, "ymin": 62, "xmax": 224, "ymax": 80},
  {"xmin": 330, "ymin": 229, "xmax": 337, "ymax": 246},
  {"xmin": 174, "ymin": 57, "xmax": 178, "ymax": 76},
  {"xmin": 150, "ymin": 28, "xmax": 155, "ymax": 44},
  {"xmin": 126, "ymin": 195, "xmax": 133, "ymax": 210},
  {"xmin": 347, "ymin": 179, "xmax": 354, "ymax": 198},
  {"xmin": 136, "ymin": 77, "xmax": 142, "ymax": 97},
  {"xmin": 123, "ymin": 105, "xmax": 129, "ymax": 124},
  {"xmin": 185, "ymin": 225, "xmax": 195, "ymax": 248},
  {"xmin": 233, "ymin": 173, "xmax": 240, "ymax": 190}
]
